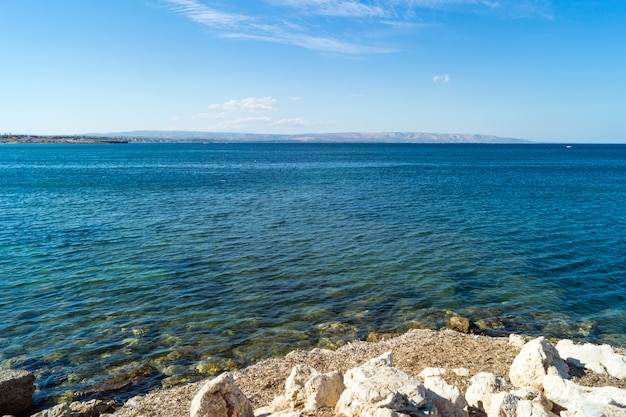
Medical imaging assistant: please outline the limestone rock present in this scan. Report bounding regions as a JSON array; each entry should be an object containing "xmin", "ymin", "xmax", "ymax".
[
  {"xmin": 189, "ymin": 372, "xmax": 254, "ymax": 417},
  {"xmin": 335, "ymin": 352, "xmax": 432, "ymax": 417},
  {"xmin": 485, "ymin": 388, "xmax": 558, "ymax": 417},
  {"xmin": 556, "ymin": 339, "xmax": 626, "ymax": 379},
  {"xmin": 508, "ymin": 337, "xmax": 569, "ymax": 390},
  {"xmin": 284, "ymin": 365, "xmax": 317, "ymax": 409},
  {"xmin": 543, "ymin": 375, "xmax": 626, "ymax": 417},
  {"xmin": 422, "ymin": 375, "xmax": 468, "ymax": 417},
  {"xmin": 509, "ymin": 387, "xmax": 553, "ymax": 411},
  {"xmin": 0, "ymin": 369, "xmax": 35, "ymax": 416},
  {"xmin": 69, "ymin": 399, "xmax": 116, "ymax": 416},
  {"xmin": 465, "ymin": 372, "xmax": 509, "ymax": 412},
  {"xmin": 419, "ymin": 368, "xmax": 447, "ymax": 379},
  {"xmin": 508, "ymin": 334, "xmax": 527, "ymax": 349},
  {"xmin": 30, "ymin": 403, "xmax": 70, "ymax": 417},
  {"xmin": 254, "ymin": 409, "xmax": 303, "ymax": 417},
  {"xmin": 488, "ymin": 392, "xmax": 557, "ymax": 417},
  {"xmin": 303, "ymin": 370, "xmax": 344, "ymax": 411},
  {"xmin": 563, "ymin": 403, "xmax": 626, "ymax": 417}
]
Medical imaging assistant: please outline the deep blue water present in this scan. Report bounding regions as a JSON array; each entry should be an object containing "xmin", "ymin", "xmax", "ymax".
[{"xmin": 1, "ymin": 142, "xmax": 625, "ymax": 404}]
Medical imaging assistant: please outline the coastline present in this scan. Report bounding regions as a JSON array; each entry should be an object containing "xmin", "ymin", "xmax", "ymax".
[{"xmin": 102, "ymin": 328, "xmax": 626, "ymax": 417}]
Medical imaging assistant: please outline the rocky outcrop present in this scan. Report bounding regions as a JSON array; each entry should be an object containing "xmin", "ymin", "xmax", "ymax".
[
  {"xmin": 189, "ymin": 372, "xmax": 254, "ymax": 417},
  {"xmin": 196, "ymin": 339, "xmax": 626, "ymax": 417},
  {"xmin": 334, "ymin": 352, "xmax": 434, "ymax": 417},
  {"xmin": 419, "ymin": 368, "xmax": 468, "ymax": 417},
  {"xmin": 463, "ymin": 336, "xmax": 626, "ymax": 417},
  {"xmin": 265, "ymin": 364, "xmax": 345, "ymax": 415},
  {"xmin": 508, "ymin": 337, "xmax": 569, "ymax": 390},
  {"xmin": 556, "ymin": 339, "xmax": 626, "ymax": 379},
  {"xmin": 543, "ymin": 375, "xmax": 626, "ymax": 417},
  {"xmin": 0, "ymin": 368, "xmax": 35, "ymax": 416}
]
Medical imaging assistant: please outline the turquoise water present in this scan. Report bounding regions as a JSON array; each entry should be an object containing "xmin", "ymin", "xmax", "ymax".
[{"xmin": 1, "ymin": 143, "xmax": 625, "ymax": 405}]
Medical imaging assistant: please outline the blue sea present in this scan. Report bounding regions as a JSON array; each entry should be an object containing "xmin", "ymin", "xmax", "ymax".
[{"xmin": 1, "ymin": 143, "xmax": 625, "ymax": 405}]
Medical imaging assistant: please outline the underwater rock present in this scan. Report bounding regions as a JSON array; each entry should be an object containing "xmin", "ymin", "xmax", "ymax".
[{"xmin": 448, "ymin": 316, "xmax": 473, "ymax": 334}]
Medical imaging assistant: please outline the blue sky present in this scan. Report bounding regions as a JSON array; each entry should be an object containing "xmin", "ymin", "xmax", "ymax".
[{"xmin": 1, "ymin": 0, "xmax": 625, "ymax": 142}]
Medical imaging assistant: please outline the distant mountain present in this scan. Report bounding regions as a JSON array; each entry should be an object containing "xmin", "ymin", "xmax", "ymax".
[{"xmin": 97, "ymin": 130, "xmax": 531, "ymax": 144}]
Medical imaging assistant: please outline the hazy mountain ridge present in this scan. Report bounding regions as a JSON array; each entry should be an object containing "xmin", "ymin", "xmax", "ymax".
[{"xmin": 100, "ymin": 130, "xmax": 531, "ymax": 143}]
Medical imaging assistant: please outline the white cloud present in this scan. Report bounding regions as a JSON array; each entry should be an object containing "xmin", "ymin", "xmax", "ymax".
[
  {"xmin": 161, "ymin": 0, "xmax": 553, "ymax": 55},
  {"xmin": 272, "ymin": 0, "xmax": 387, "ymax": 17},
  {"xmin": 433, "ymin": 74, "xmax": 450, "ymax": 84},
  {"xmin": 163, "ymin": 0, "xmax": 246, "ymax": 28},
  {"xmin": 208, "ymin": 97, "xmax": 277, "ymax": 113}
]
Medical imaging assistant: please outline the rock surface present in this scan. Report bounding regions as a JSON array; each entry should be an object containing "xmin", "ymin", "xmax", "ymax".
[
  {"xmin": 421, "ymin": 373, "xmax": 468, "ymax": 417},
  {"xmin": 30, "ymin": 402, "xmax": 71, "ymax": 417},
  {"xmin": 543, "ymin": 375, "xmax": 626, "ymax": 417},
  {"xmin": 189, "ymin": 372, "xmax": 254, "ymax": 417},
  {"xmin": 101, "ymin": 329, "xmax": 626, "ymax": 417},
  {"xmin": 508, "ymin": 337, "xmax": 569, "ymax": 390},
  {"xmin": 0, "ymin": 369, "xmax": 35, "ymax": 416},
  {"xmin": 556, "ymin": 339, "xmax": 626, "ymax": 379},
  {"xmin": 334, "ymin": 352, "xmax": 432, "ymax": 417}
]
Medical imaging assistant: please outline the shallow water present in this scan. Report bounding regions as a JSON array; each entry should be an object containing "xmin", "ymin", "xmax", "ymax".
[{"xmin": 1, "ymin": 142, "xmax": 625, "ymax": 404}]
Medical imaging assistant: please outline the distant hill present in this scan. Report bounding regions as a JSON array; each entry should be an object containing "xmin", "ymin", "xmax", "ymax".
[{"xmin": 98, "ymin": 130, "xmax": 531, "ymax": 144}]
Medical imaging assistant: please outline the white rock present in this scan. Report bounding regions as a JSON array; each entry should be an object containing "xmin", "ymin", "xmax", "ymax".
[
  {"xmin": 190, "ymin": 372, "xmax": 254, "ymax": 417},
  {"xmin": 510, "ymin": 387, "xmax": 553, "ymax": 411},
  {"xmin": 562, "ymin": 403, "xmax": 626, "ymax": 417},
  {"xmin": 419, "ymin": 368, "xmax": 447, "ymax": 378},
  {"xmin": 487, "ymin": 391, "xmax": 557, "ymax": 417},
  {"xmin": 254, "ymin": 409, "xmax": 303, "ymax": 417},
  {"xmin": 465, "ymin": 372, "xmax": 509, "ymax": 412},
  {"xmin": 422, "ymin": 375, "xmax": 468, "ymax": 417},
  {"xmin": 509, "ymin": 334, "xmax": 527, "ymax": 349},
  {"xmin": 367, "ymin": 350, "xmax": 393, "ymax": 367},
  {"xmin": 543, "ymin": 375, "xmax": 626, "ymax": 416},
  {"xmin": 556, "ymin": 339, "xmax": 626, "ymax": 379},
  {"xmin": 303, "ymin": 370, "xmax": 345, "ymax": 411},
  {"xmin": 452, "ymin": 368, "xmax": 470, "ymax": 377},
  {"xmin": 335, "ymin": 352, "xmax": 430, "ymax": 417},
  {"xmin": 509, "ymin": 337, "xmax": 569, "ymax": 390},
  {"xmin": 30, "ymin": 403, "xmax": 70, "ymax": 417},
  {"xmin": 284, "ymin": 364, "xmax": 318, "ymax": 409}
]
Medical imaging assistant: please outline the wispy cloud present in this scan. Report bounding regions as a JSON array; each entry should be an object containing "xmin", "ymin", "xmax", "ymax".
[
  {"xmin": 164, "ymin": 0, "xmax": 246, "ymax": 28},
  {"xmin": 433, "ymin": 74, "xmax": 450, "ymax": 84},
  {"xmin": 160, "ymin": 0, "xmax": 554, "ymax": 54},
  {"xmin": 209, "ymin": 97, "xmax": 277, "ymax": 113},
  {"xmin": 271, "ymin": 0, "xmax": 387, "ymax": 17}
]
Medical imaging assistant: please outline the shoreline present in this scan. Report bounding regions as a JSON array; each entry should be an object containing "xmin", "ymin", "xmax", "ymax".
[{"xmin": 95, "ymin": 328, "xmax": 626, "ymax": 417}]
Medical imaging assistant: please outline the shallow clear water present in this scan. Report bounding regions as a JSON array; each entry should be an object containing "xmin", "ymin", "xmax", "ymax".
[{"xmin": 1, "ymin": 143, "xmax": 625, "ymax": 404}]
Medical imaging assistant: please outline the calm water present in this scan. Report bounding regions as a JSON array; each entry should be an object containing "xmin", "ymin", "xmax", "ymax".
[{"xmin": 1, "ymin": 143, "xmax": 625, "ymax": 404}]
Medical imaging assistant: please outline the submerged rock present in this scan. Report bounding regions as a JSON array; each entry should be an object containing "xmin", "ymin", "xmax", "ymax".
[{"xmin": 448, "ymin": 316, "xmax": 473, "ymax": 334}]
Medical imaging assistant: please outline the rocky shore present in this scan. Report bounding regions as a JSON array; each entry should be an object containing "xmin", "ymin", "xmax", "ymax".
[{"xmin": 5, "ymin": 328, "xmax": 626, "ymax": 417}]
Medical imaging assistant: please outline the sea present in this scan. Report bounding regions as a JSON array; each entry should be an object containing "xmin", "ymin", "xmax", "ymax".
[{"xmin": 1, "ymin": 142, "xmax": 625, "ymax": 406}]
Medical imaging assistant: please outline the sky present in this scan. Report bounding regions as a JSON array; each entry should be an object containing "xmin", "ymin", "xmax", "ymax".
[{"xmin": 1, "ymin": 0, "xmax": 625, "ymax": 143}]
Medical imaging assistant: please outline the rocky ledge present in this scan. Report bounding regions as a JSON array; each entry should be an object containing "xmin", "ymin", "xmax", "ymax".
[{"xmin": 7, "ymin": 329, "xmax": 626, "ymax": 417}]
